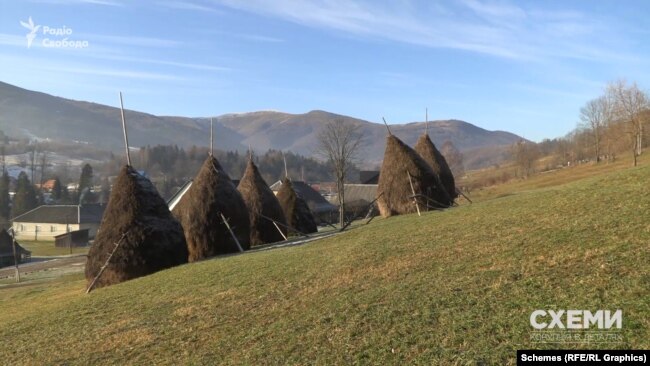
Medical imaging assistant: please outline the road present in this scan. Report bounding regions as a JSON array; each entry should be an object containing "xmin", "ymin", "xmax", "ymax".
[{"xmin": 0, "ymin": 255, "xmax": 86, "ymax": 279}]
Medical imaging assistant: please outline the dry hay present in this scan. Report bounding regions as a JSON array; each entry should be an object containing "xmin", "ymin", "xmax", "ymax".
[
  {"xmin": 85, "ymin": 165, "xmax": 188, "ymax": 289},
  {"xmin": 172, "ymin": 156, "xmax": 250, "ymax": 261},
  {"xmin": 0, "ymin": 229, "xmax": 15, "ymax": 253},
  {"xmin": 276, "ymin": 177, "xmax": 318, "ymax": 235},
  {"xmin": 377, "ymin": 135, "xmax": 452, "ymax": 217},
  {"xmin": 237, "ymin": 159, "xmax": 287, "ymax": 245},
  {"xmin": 414, "ymin": 133, "xmax": 458, "ymax": 200}
]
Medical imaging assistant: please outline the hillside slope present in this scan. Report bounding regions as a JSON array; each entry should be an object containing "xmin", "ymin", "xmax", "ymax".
[
  {"xmin": 0, "ymin": 82, "xmax": 523, "ymax": 168},
  {"xmin": 1, "ymin": 161, "xmax": 648, "ymax": 364}
]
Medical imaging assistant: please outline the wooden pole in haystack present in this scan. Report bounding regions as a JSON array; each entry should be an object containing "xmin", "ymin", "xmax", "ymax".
[
  {"xmin": 119, "ymin": 92, "xmax": 131, "ymax": 166},
  {"xmin": 86, "ymin": 230, "xmax": 129, "ymax": 293},
  {"xmin": 219, "ymin": 213, "xmax": 244, "ymax": 252},
  {"xmin": 282, "ymin": 152, "xmax": 289, "ymax": 179},
  {"xmin": 272, "ymin": 221, "xmax": 288, "ymax": 241},
  {"xmin": 382, "ymin": 117, "xmax": 392, "ymax": 135},
  {"xmin": 456, "ymin": 188, "xmax": 473, "ymax": 204},
  {"xmin": 407, "ymin": 171, "xmax": 421, "ymax": 216},
  {"xmin": 425, "ymin": 108, "xmax": 428, "ymax": 135},
  {"xmin": 259, "ymin": 213, "xmax": 308, "ymax": 238}
]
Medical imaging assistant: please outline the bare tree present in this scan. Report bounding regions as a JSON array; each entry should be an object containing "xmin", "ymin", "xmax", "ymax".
[
  {"xmin": 39, "ymin": 151, "xmax": 48, "ymax": 186},
  {"xmin": 316, "ymin": 119, "xmax": 364, "ymax": 226},
  {"xmin": 511, "ymin": 140, "xmax": 539, "ymax": 178},
  {"xmin": 1, "ymin": 145, "xmax": 5, "ymax": 172},
  {"xmin": 29, "ymin": 145, "xmax": 37, "ymax": 184},
  {"xmin": 607, "ymin": 80, "xmax": 648, "ymax": 166},
  {"xmin": 579, "ymin": 96, "xmax": 611, "ymax": 163}
]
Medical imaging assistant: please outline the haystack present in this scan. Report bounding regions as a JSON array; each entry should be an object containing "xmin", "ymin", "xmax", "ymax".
[
  {"xmin": 276, "ymin": 177, "xmax": 318, "ymax": 234},
  {"xmin": 173, "ymin": 155, "xmax": 250, "ymax": 261},
  {"xmin": 414, "ymin": 133, "xmax": 458, "ymax": 200},
  {"xmin": 377, "ymin": 135, "xmax": 451, "ymax": 217},
  {"xmin": 237, "ymin": 159, "xmax": 287, "ymax": 245},
  {"xmin": 85, "ymin": 165, "xmax": 188, "ymax": 289}
]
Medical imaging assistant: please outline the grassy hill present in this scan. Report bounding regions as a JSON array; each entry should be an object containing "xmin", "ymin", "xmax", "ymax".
[{"xmin": 0, "ymin": 162, "xmax": 648, "ymax": 364}]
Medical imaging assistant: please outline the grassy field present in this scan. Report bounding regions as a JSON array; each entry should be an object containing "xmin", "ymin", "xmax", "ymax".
[
  {"xmin": 0, "ymin": 162, "xmax": 648, "ymax": 364},
  {"xmin": 18, "ymin": 240, "xmax": 89, "ymax": 257},
  {"xmin": 464, "ymin": 154, "xmax": 646, "ymax": 203}
]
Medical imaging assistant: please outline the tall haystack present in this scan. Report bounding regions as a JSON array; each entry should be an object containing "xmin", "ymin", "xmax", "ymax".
[
  {"xmin": 276, "ymin": 177, "xmax": 318, "ymax": 235},
  {"xmin": 85, "ymin": 165, "xmax": 188, "ymax": 289},
  {"xmin": 377, "ymin": 135, "xmax": 452, "ymax": 217},
  {"xmin": 414, "ymin": 133, "xmax": 458, "ymax": 200},
  {"xmin": 172, "ymin": 155, "xmax": 250, "ymax": 261},
  {"xmin": 237, "ymin": 159, "xmax": 288, "ymax": 245}
]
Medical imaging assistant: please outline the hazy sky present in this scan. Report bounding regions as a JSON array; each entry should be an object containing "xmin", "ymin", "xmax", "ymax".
[{"xmin": 1, "ymin": 0, "xmax": 649, "ymax": 141}]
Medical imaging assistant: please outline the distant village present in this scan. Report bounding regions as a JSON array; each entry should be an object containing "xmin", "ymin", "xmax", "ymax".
[{"xmin": 0, "ymin": 144, "xmax": 381, "ymax": 266}]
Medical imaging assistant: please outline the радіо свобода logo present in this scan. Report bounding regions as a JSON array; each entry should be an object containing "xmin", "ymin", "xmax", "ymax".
[
  {"xmin": 20, "ymin": 16, "xmax": 40, "ymax": 48},
  {"xmin": 20, "ymin": 16, "xmax": 89, "ymax": 49}
]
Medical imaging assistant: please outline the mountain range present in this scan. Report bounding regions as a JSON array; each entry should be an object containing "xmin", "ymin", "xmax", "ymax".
[{"xmin": 0, "ymin": 81, "xmax": 524, "ymax": 169}]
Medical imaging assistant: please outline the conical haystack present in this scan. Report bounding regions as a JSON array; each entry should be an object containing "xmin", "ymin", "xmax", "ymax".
[
  {"xmin": 238, "ymin": 159, "xmax": 288, "ymax": 245},
  {"xmin": 276, "ymin": 177, "xmax": 318, "ymax": 235},
  {"xmin": 414, "ymin": 134, "xmax": 458, "ymax": 200},
  {"xmin": 173, "ymin": 155, "xmax": 250, "ymax": 261},
  {"xmin": 85, "ymin": 165, "xmax": 188, "ymax": 289},
  {"xmin": 377, "ymin": 135, "xmax": 451, "ymax": 217}
]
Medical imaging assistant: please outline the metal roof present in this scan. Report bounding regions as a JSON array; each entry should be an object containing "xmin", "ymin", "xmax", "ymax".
[
  {"xmin": 11, "ymin": 204, "xmax": 105, "ymax": 224},
  {"xmin": 270, "ymin": 180, "xmax": 338, "ymax": 214}
]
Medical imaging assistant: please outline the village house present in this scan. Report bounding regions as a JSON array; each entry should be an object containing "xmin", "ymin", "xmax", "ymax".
[
  {"xmin": 270, "ymin": 180, "xmax": 338, "ymax": 224},
  {"xmin": 11, "ymin": 204, "xmax": 105, "ymax": 241}
]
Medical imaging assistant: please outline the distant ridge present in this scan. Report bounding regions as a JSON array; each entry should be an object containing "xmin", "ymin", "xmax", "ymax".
[{"xmin": 0, "ymin": 81, "xmax": 525, "ymax": 168}]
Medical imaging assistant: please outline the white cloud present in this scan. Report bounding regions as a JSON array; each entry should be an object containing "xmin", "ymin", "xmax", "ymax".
[
  {"xmin": 157, "ymin": 1, "xmax": 223, "ymax": 13},
  {"xmin": 85, "ymin": 34, "xmax": 181, "ymax": 48},
  {"xmin": 28, "ymin": 0, "xmax": 123, "ymax": 6},
  {"xmin": 100, "ymin": 55, "xmax": 232, "ymax": 72},
  {"xmin": 208, "ymin": 0, "xmax": 633, "ymax": 63},
  {"xmin": 237, "ymin": 34, "xmax": 284, "ymax": 43}
]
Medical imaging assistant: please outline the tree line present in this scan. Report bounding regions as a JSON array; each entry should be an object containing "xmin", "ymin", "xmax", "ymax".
[
  {"xmin": 509, "ymin": 79, "xmax": 649, "ymax": 179},
  {"xmin": 99, "ymin": 145, "xmax": 338, "ymax": 200},
  {"xmin": 0, "ymin": 163, "xmax": 98, "ymax": 227}
]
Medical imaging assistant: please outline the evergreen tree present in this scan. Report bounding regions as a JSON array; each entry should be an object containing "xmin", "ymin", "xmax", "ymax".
[
  {"xmin": 13, "ymin": 172, "xmax": 38, "ymax": 217},
  {"xmin": 0, "ymin": 170, "xmax": 10, "ymax": 221},
  {"xmin": 78, "ymin": 163, "xmax": 96, "ymax": 204},
  {"xmin": 52, "ymin": 177, "xmax": 63, "ymax": 201},
  {"xmin": 61, "ymin": 185, "xmax": 70, "ymax": 204}
]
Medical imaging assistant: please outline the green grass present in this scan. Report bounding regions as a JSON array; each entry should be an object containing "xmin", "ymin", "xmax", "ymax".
[
  {"xmin": 0, "ymin": 164, "xmax": 648, "ymax": 365},
  {"xmin": 19, "ymin": 240, "xmax": 89, "ymax": 257}
]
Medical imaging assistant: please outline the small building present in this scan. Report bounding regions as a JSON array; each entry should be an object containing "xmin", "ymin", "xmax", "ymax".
[
  {"xmin": 327, "ymin": 184, "xmax": 379, "ymax": 219},
  {"xmin": 0, "ymin": 230, "xmax": 31, "ymax": 267},
  {"xmin": 11, "ymin": 204, "xmax": 106, "ymax": 241},
  {"xmin": 270, "ymin": 180, "xmax": 338, "ymax": 224},
  {"xmin": 359, "ymin": 171, "xmax": 380, "ymax": 184},
  {"xmin": 342, "ymin": 184, "xmax": 379, "ymax": 212},
  {"xmin": 54, "ymin": 229, "xmax": 90, "ymax": 248}
]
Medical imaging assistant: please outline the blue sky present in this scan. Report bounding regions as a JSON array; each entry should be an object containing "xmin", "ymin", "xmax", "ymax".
[{"xmin": 1, "ymin": 0, "xmax": 649, "ymax": 141}]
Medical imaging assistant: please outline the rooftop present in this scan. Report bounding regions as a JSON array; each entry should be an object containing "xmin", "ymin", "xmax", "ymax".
[{"xmin": 12, "ymin": 204, "xmax": 106, "ymax": 224}]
